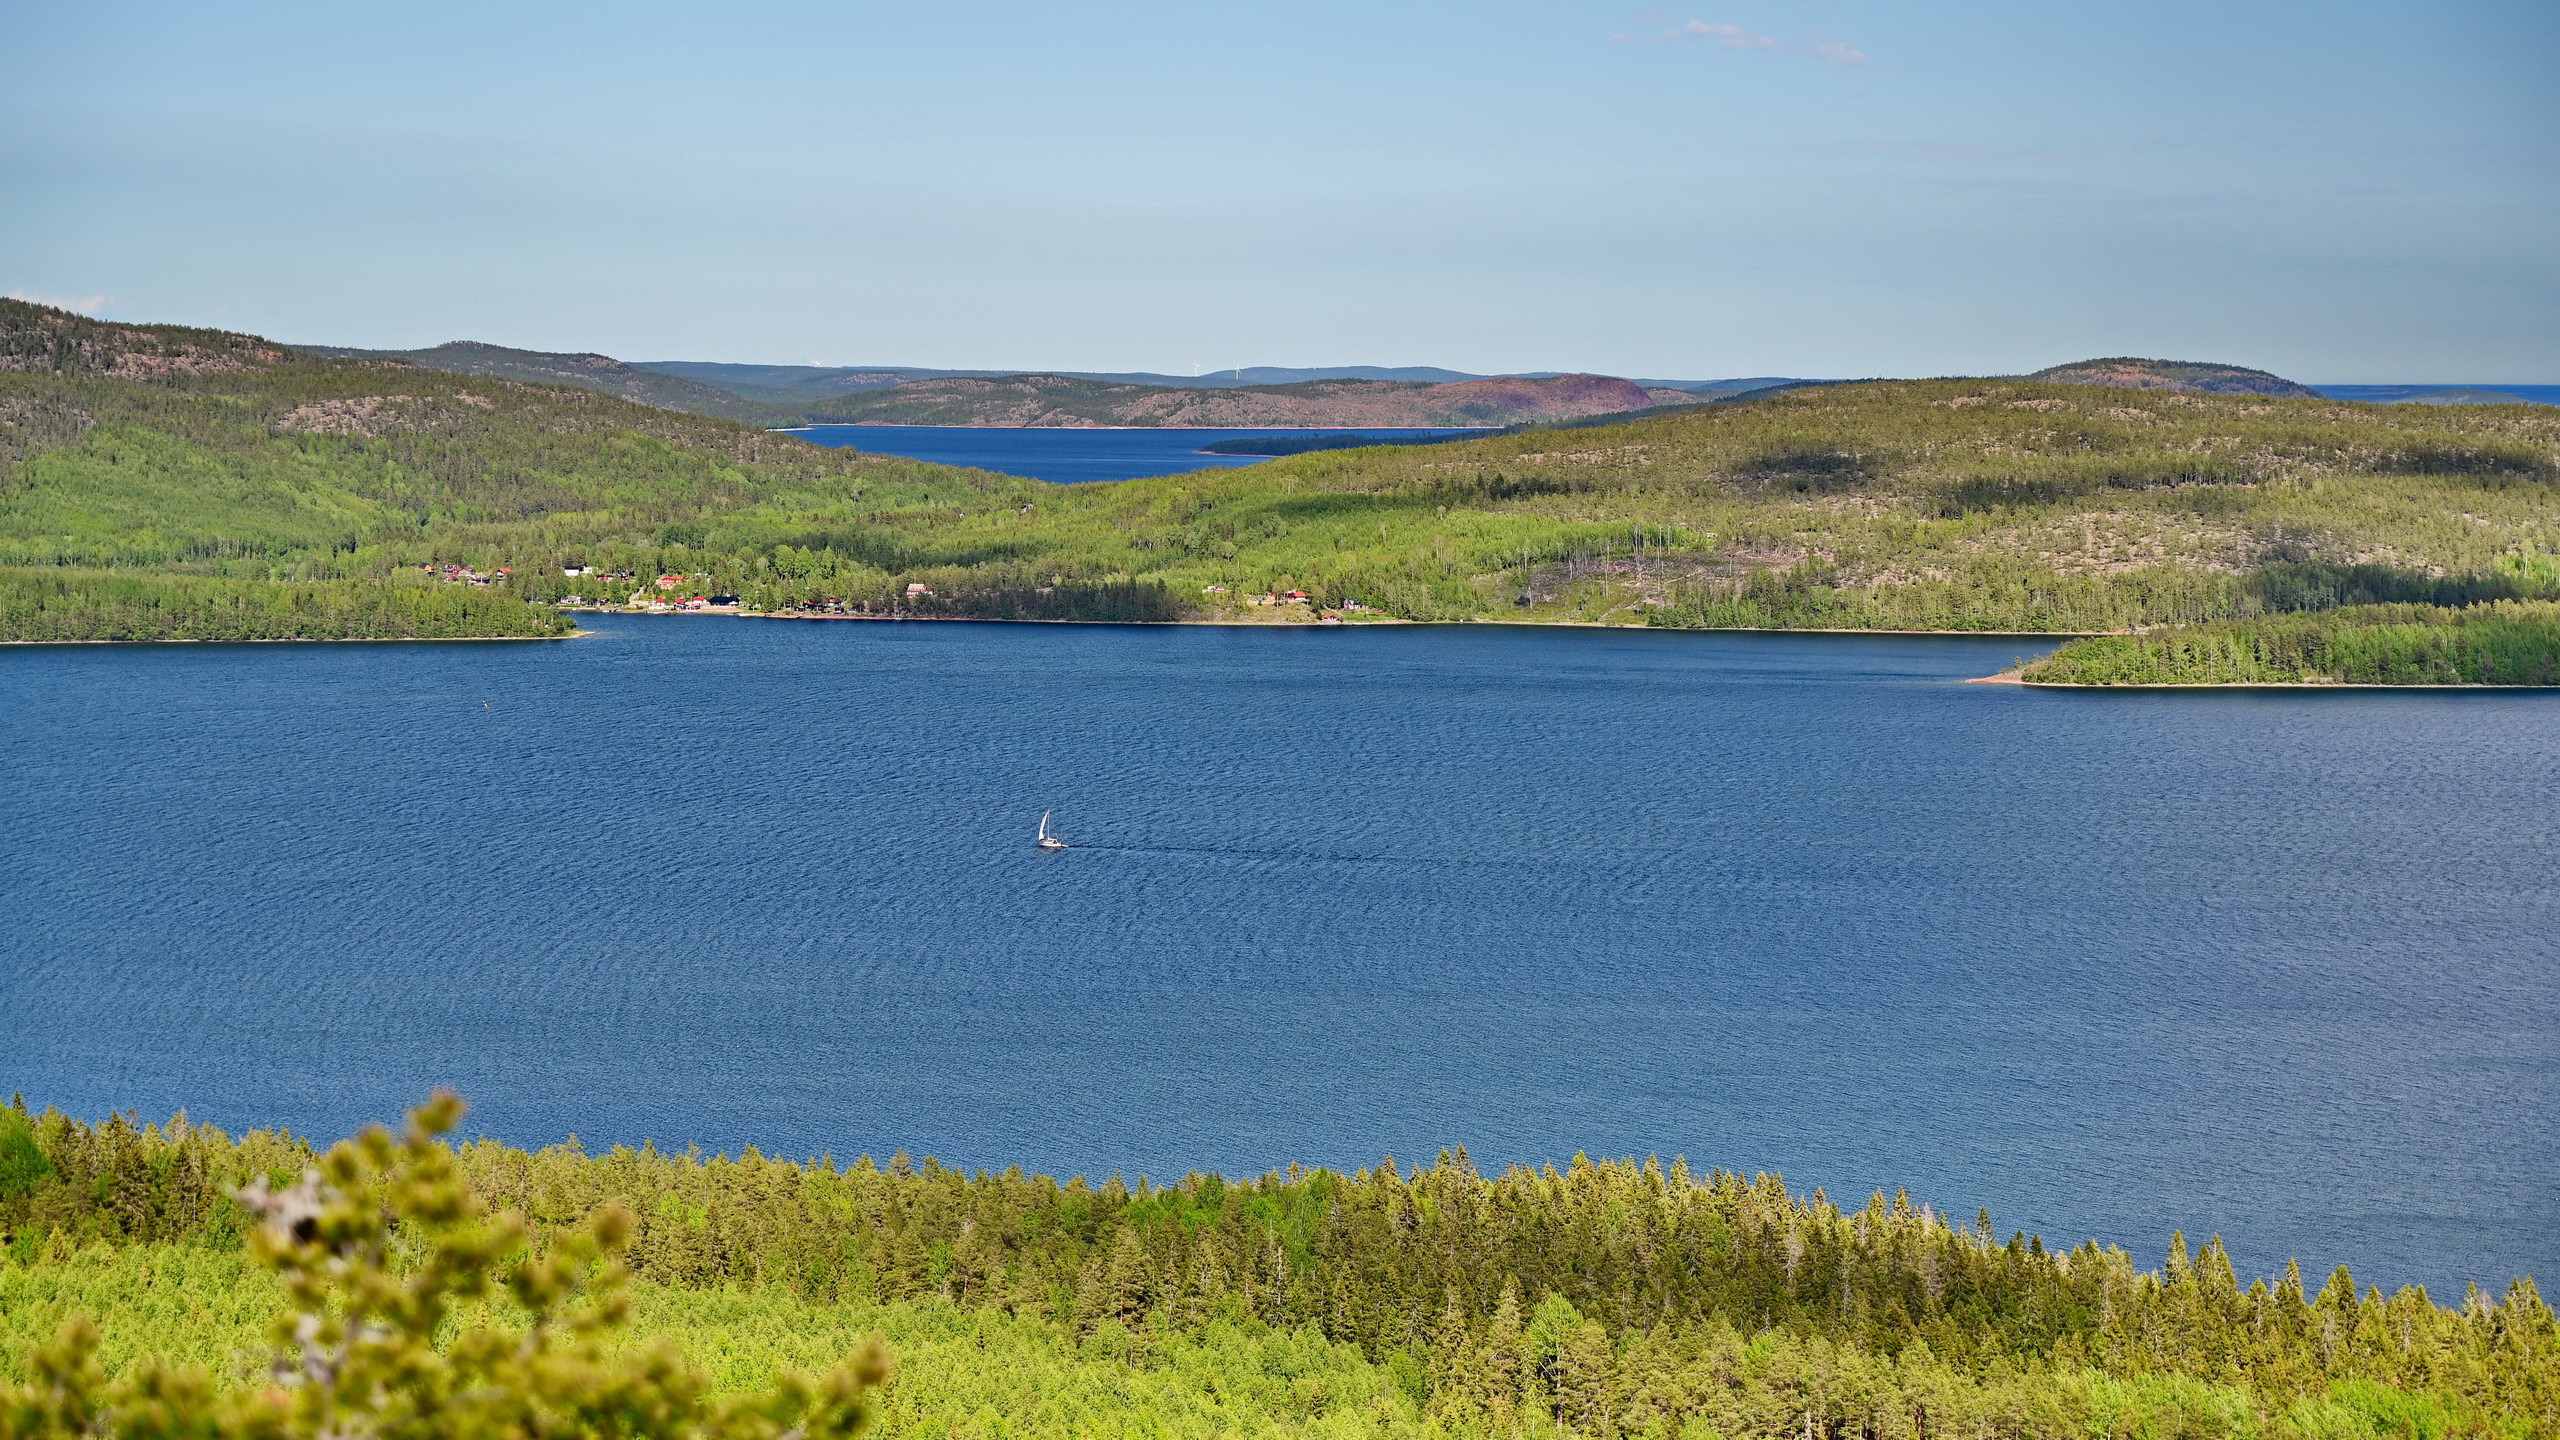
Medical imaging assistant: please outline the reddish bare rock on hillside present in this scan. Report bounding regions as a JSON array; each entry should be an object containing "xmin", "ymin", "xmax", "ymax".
[
  {"xmin": 0, "ymin": 298, "xmax": 286, "ymax": 380},
  {"xmin": 805, "ymin": 371, "xmax": 1684, "ymax": 427}
]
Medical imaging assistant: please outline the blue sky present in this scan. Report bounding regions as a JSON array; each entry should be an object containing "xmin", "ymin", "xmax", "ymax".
[{"xmin": 4, "ymin": 0, "xmax": 2553, "ymax": 379}]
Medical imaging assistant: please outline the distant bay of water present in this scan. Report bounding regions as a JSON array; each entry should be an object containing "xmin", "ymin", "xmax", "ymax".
[
  {"xmin": 2311, "ymin": 384, "xmax": 2560, "ymax": 407},
  {"xmin": 787, "ymin": 401, "xmax": 2560, "ymax": 487},
  {"xmin": 781, "ymin": 425, "xmax": 1488, "ymax": 483},
  {"xmin": 4, "ymin": 619, "xmax": 2554, "ymax": 1295}
]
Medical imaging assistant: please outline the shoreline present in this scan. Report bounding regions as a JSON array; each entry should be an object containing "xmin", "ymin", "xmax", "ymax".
[
  {"xmin": 771, "ymin": 423, "xmax": 1502, "ymax": 434},
  {"xmin": 1972, "ymin": 666, "xmax": 2560, "ymax": 689},
  {"xmin": 0, "ymin": 610, "xmax": 2097, "ymax": 645},
  {"xmin": 581, "ymin": 608, "xmax": 2093, "ymax": 637},
  {"xmin": 1985, "ymin": 673, "xmax": 2560, "ymax": 690},
  {"xmin": 0, "ymin": 633, "xmax": 583, "ymax": 647}
]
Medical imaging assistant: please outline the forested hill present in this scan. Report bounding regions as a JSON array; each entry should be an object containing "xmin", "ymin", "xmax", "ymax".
[
  {"xmin": 2025, "ymin": 357, "xmax": 2320, "ymax": 398},
  {"xmin": 789, "ymin": 371, "xmax": 1712, "ymax": 428},
  {"xmin": 0, "ymin": 298, "xmax": 1029, "ymax": 640},
  {"xmin": 290, "ymin": 340, "xmax": 777, "ymax": 422}
]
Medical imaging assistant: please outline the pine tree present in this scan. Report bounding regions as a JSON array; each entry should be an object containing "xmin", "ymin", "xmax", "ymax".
[
  {"xmin": 1480, "ymin": 1278, "xmax": 1526, "ymax": 1416},
  {"xmin": 1104, "ymin": 1227, "xmax": 1152, "ymax": 1325}
]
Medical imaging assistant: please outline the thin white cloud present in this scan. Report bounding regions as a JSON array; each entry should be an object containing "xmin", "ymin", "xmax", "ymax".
[
  {"xmin": 1683, "ymin": 20, "xmax": 1781, "ymax": 49},
  {"xmin": 1611, "ymin": 16, "xmax": 1867, "ymax": 62},
  {"xmin": 6, "ymin": 289, "xmax": 108, "ymax": 315}
]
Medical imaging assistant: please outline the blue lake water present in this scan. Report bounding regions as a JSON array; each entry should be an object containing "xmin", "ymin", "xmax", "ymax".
[
  {"xmin": 782, "ymin": 425, "xmax": 1486, "ymax": 483},
  {"xmin": 4, "ymin": 619, "xmax": 2554, "ymax": 1296},
  {"xmin": 2312, "ymin": 384, "xmax": 2560, "ymax": 407}
]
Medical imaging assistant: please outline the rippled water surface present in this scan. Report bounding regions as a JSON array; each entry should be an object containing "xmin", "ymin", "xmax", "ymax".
[{"xmin": 4, "ymin": 618, "xmax": 2553, "ymax": 1293}]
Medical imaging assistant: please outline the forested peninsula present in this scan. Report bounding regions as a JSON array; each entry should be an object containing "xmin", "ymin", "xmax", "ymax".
[
  {"xmin": 7, "ymin": 298, "xmax": 2560, "ymax": 674},
  {"xmin": 2018, "ymin": 600, "xmax": 2560, "ymax": 686},
  {"xmin": 3, "ymin": 1097, "xmax": 2552, "ymax": 1440}
]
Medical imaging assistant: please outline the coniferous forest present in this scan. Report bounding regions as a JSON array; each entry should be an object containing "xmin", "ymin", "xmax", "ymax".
[{"xmin": 2, "ymin": 1098, "xmax": 2550, "ymax": 1439}]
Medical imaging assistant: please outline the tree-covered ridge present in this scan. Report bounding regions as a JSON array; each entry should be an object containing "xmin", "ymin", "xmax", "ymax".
[
  {"xmin": 0, "ymin": 301, "xmax": 287, "ymax": 381},
  {"xmin": 0, "ymin": 300, "xmax": 1040, "ymax": 638},
  {"xmin": 292, "ymin": 341, "xmax": 784, "ymax": 424},
  {"xmin": 9, "ymin": 298, "xmax": 2560, "ymax": 641},
  {"xmin": 4, "ymin": 1102, "xmax": 2552, "ymax": 1437},
  {"xmin": 285, "ymin": 344, "xmax": 1713, "ymax": 429},
  {"xmin": 2016, "ymin": 600, "xmax": 2560, "ymax": 685},
  {"xmin": 2021, "ymin": 359, "xmax": 2320, "ymax": 399}
]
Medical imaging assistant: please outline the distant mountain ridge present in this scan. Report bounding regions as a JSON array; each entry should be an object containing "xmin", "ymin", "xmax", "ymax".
[
  {"xmin": 639, "ymin": 359, "xmax": 1794, "ymax": 398},
  {"xmin": 278, "ymin": 345, "xmax": 1783, "ymax": 426},
  {"xmin": 787, "ymin": 372, "xmax": 1711, "ymax": 428},
  {"xmin": 274, "ymin": 336, "xmax": 2557, "ymax": 433}
]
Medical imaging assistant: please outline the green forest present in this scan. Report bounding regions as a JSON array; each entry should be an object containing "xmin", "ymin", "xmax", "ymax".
[
  {"xmin": 8, "ymin": 297, "xmax": 2560, "ymax": 678},
  {"xmin": 0, "ymin": 569, "xmax": 574, "ymax": 642},
  {"xmin": 0, "ymin": 299, "xmax": 1037, "ymax": 642},
  {"xmin": 2021, "ymin": 600, "xmax": 2560, "ymax": 685},
  {"xmin": 3, "ymin": 1097, "xmax": 2552, "ymax": 1439}
]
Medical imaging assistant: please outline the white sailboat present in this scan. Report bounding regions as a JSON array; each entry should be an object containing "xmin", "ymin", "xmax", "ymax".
[{"xmin": 1035, "ymin": 811, "xmax": 1069, "ymax": 850}]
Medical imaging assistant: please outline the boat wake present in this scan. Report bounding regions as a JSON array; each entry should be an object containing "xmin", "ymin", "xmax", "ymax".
[{"xmin": 1055, "ymin": 841, "xmax": 1505, "ymax": 869}]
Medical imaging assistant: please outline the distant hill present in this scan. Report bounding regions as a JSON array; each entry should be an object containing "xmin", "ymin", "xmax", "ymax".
[
  {"xmin": 2026, "ymin": 357, "xmax": 2319, "ymax": 398},
  {"xmin": 262, "ymin": 345, "xmax": 1770, "ymax": 425},
  {"xmin": 637, "ymin": 359, "xmax": 1798, "ymax": 400},
  {"xmin": 293, "ymin": 341, "xmax": 776, "ymax": 421},
  {"xmin": 628, "ymin": 361, "xmax": 921, "ymax": 405},
  {"xmin": 787, "ymin": 372, "xmax": 1709, "ymax": 428},
  {"xmin": 1, "ymin": 305, "xmax": 287, "ymax": 378},
  {"xmin": 631, "ymin": 360, "xmax": 1509, "ymax": 403}
]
